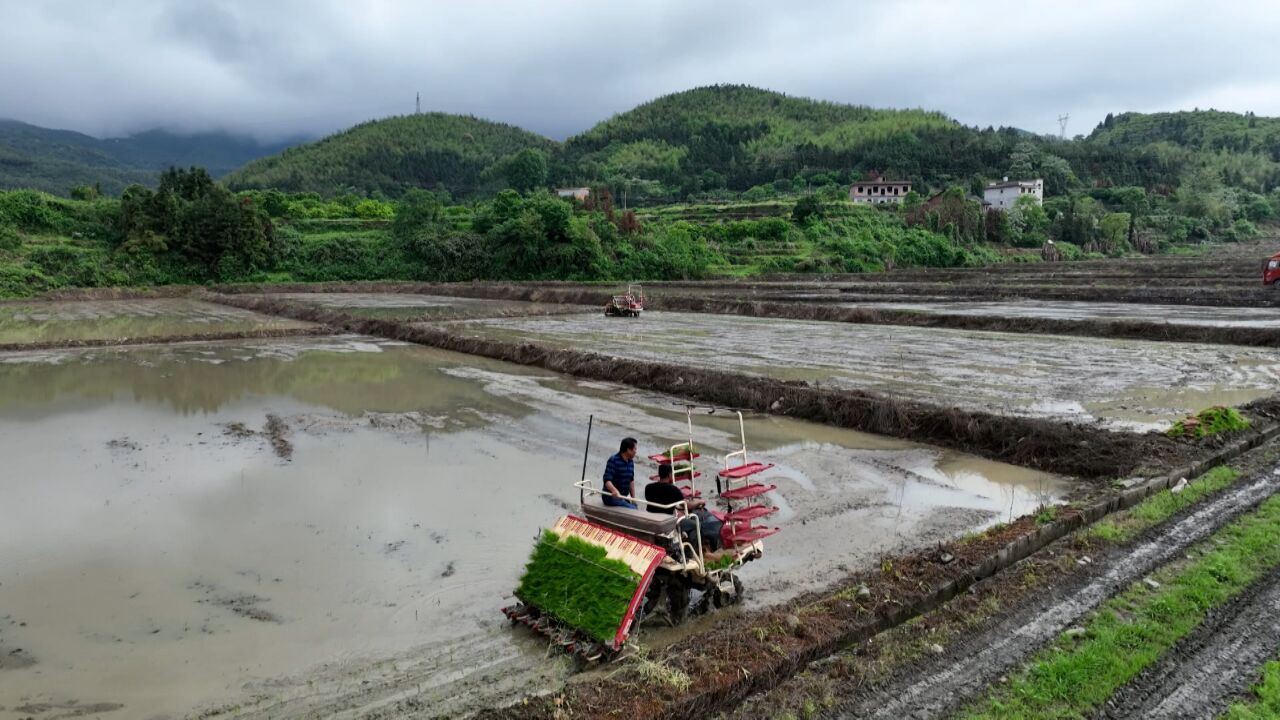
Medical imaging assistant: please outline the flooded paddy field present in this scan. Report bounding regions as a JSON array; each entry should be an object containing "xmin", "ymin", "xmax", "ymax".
[
  {"xmin": 849, "ymin": 299, "xmax": 1280, "ymax": 328},
  {"xmin": 0, "ymin": 298, "xmax": 314, "ymax": 346},
  {"xmin": 0, "ymin": 335, "xmax": 1063, "ymax": 719},
  {"xmin": 452, "ymin": 312, "xmax": 1280, "ymax": 431},
  {"xmin": 244, "ymin": 291, "xmax": 594, "ymax": 320}
]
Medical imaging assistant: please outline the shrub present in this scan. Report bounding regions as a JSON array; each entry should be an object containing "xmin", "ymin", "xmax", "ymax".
[
  {"xmin": 0, "ymin": 223, "xmax": 19, "ymax": 252},
  {"xmin": 26, "ymin": 245, "xmax": 116, "ymax": 288},
  {"xmin": 0, "ymin": 264, "xmax": 52, "ymax": 297},
  {"xmin": 0, "ymin": 191, "xmax": 65, "ymax": 233}
]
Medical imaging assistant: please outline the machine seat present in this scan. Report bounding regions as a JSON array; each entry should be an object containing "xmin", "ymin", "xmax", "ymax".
[{"xmin": 581, "ymin": 498, "xmax": 678, "ymax": 541}]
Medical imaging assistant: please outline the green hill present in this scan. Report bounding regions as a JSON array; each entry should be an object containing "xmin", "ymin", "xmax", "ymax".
[
  {"xmin": 1089, "ymin": 110, "xmax": 1280, "ymax": 158},
  {"xmin": 0, "ymin": 120, "xmax": 297, "ymax": 195},
  {"xmin": 0, "ymin": 120, "xmax": 152, "ymax": 195},
  {"xmin": 218, "ymin": 86, "xmax": 1280, "ymax": 201},
  {"xmin": 101, "ymin": 129, "xmax": 301, "ymax": 175},
  {"xmin": 557, "ymin": 84, "xmax": 973, "ymax": 193},
  {"xmin": 223, "ymin": 113, "xmax": 556, "ymax": 198}
]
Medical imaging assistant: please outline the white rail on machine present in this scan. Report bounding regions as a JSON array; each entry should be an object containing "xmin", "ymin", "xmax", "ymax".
[{"xmin": 574, "ymin": 479, "xmax": 706, "ymax": 571}]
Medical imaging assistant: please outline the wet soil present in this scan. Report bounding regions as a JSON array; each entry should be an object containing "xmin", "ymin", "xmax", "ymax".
[
  {"xmin": 222, "ymin": 280, "xmax": 1280, "ymax": 350},
  {"xmin": 850, "ymin": 299, "xmax": 1280, "ymax": 328},
  {"xmin": 1097, "ymin": 567, "xmax": 1280, "ymax": 719},
  {"xmin": 0, "ymin": 335, "xmax": 1059, "ymax": 720},
  {"xmin": 0, "ymin": 298, "xmax": 315, "ymax": 346},
  {"xmin": 210, "ymin": 292, "xmax": 1197, "ymax": 479},
  {"xmin": 246, "ymin": 292, "xmax": 593, "ymax": 321},
  {"xmin": 453, "ymin": 311, "xmax": 1280, "ymax": 431},
  {"xmin": 819, "ymin": 281, "xmax": 1280, "ymax": 308}
]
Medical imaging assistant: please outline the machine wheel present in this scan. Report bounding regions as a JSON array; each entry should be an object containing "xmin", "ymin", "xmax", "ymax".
[
  {"xmin": 642, "ymin": 574, "xmax": 666, "ymax": 616},
  {"xmin": 712, "ymin": 573, "xmax": 745, "ymax": 609},
  {"xmin": 666, "ymin": 575, "xmax": 691, "ymax": 625}
]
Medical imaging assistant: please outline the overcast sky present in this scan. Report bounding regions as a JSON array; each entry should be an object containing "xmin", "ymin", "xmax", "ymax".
[{"xmin": 2, "ymin": 0, "xmax": 1278, "ymax": 143}]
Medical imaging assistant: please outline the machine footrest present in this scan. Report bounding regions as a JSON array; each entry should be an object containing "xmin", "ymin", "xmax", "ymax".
[
  {"xmin": 721, "ymin": 483, "xmax": 777, "ymax": 500},
  {"xmin": 718, "ymin": 462, "xmax": 774, "ymax": 480},
  {"xmin": 652, "ymin": 470, "xmax": 701, "ymax": 481},
  {"xmin": 723, "ymin": 505, "xmax": 778, "ymax": 523},
  {"xmin": 649, "ymin": 451, "xmax": 700, "ymax": 463},
  {"xmin": 724, "ymin": 526, "xmax": 780, "ymax": 546}
]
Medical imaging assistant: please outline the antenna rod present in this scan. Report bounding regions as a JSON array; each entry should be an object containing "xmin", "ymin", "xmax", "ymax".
[{"xmin": 579, "ymin": 415, "xmax": 594, "ymax": 503}]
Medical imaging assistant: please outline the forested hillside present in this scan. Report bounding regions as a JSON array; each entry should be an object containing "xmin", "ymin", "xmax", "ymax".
[
  {"xmin": 13, "ymin": 85, "xmax": 1280, "ymax": 212},
  {"xmin": 0, "ymin": 120, "xmax": 296, "ymax": 195},
  {"xmin": 215, "ymin": 86, "xmax": 1280, "ymax": 207},
  {"xmin": 1089, "ymin": 110, "xmax": 1280, "ymax": 157},
  {"xmin": 6, "ymin": 85, "xmax": 1280, "ymax": 277},
  {"xmin": 224, "ymin": 113, "xmax": 556, "ymax": 198},
  {"xmin": 556, "ymin": 85, "xmax": 962, "ymax": 195}
]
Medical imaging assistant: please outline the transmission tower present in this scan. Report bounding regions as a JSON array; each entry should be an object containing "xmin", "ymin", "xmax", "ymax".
[
  {"xmin": 416, "ymin": 92, "xmax": 421, "ymax": 114},
  {"xmin": 1057, "ymin": 113, "xmax": 1070, "ymax": 139}
]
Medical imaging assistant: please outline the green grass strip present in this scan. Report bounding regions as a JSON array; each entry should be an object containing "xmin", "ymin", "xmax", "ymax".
[
  {"xmin": 514, "ymin": 530, "xmax": 641, "ymax": 643},
  {"xmin": 1223, "ymin": 661, "xmax": 1280, "ymax": 719},
  {"xmin": 962, "ymin": 491, "xmax": 1280, "ymax": 719},
  {"xmin": 1088, "ymin": 466, "xmax": 1240, "ymax": 544}
]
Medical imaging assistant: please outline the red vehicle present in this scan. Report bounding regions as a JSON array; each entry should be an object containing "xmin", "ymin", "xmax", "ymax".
[
  {"xmin": 1265, "ymin": 253, "xmax": 1280, "ymax": 286},
  {"xmin": 604, "ymin": 283, "xmax": 645, "ymax": 317}
]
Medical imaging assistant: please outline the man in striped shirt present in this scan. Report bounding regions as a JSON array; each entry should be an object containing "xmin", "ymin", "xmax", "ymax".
[{"xmin": 602, "ymin": 437, "xmax": 639, "ymax": 509}]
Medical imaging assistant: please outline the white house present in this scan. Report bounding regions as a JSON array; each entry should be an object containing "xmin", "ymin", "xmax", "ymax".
[
  {"xmin": 849, "ymin": 179, "xmax": 912, "ymax": 204},
  {"xmin": 555, "ymin": 187, "xmax": 591, "ymax": 202},
  {"xmin": 984, "ymin": 177, "xmax": 1043, "ymax": 212}
]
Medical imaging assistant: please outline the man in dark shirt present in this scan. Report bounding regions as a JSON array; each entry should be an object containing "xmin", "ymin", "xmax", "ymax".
[
  {"xmin": 602, "ymin": 437, "xmax": 639, "ymax": 508},
  {"xmin": 645, "ymin": 463, "xmax": 723, "ymax": 551}
]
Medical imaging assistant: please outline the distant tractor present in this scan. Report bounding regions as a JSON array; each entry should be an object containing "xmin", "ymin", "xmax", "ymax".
[
  {"xmin": 1265, "ymin": 253, "xmax": 1280, "ymax": 286},
  {"xmin": 605, "ymin": 284, "xmax": 645, "ymax": 317}
]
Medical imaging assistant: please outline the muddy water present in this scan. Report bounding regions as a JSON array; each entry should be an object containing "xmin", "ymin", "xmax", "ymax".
[
  {"xmin": 0, "ymin": 298, "xmax": 313, "ymax": 345},
  {"xmin": 454, "ymin": 312, "xmax": 1280, "ymax": 431},
  {"xmin": 0, "ymin": 336, "xmax": 1063, "ymax": 719},
  {"xmin": 851, "ymin": 299, "xmax": 1280, "ymax": 328},
  {"xmin": 250, "ymin": 292, "xmax": 589, "ymax": 320}
]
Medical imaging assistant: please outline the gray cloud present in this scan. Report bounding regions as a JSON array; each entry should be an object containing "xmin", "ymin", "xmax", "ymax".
[{"xmin": 1, "ymin": 0, "xmax": 1277, "ymax": 142}]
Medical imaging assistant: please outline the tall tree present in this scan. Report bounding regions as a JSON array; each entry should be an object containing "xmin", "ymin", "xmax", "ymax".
[{"xmin": 504, "ymin": 148, "xmax": 548, "ymax": 194}]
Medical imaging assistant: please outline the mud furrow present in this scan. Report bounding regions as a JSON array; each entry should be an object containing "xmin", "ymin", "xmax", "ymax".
[
  {"xmin": 1096, "ymin": 566, "xmax": 1280, "ymax": 719},
  {"xmin": 836, "ymin": 468, "xmax": 1280, "ymax": 720},
  {"xmin": 205, "ymin": 632, "xmax": 566, "ymax": 720}
]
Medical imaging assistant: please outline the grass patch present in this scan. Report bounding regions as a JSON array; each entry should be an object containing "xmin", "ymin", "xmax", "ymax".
[
  {"xmin": 514, "ymin": 530, "xmax": 641, "ymax": 643},
  {"xmin": 1086, "ymin": 465, "xmax": 1240, "ymax": 544},
  {"xmin": 961, "ymin": 491, "xmax": 1280, "ymax": 719},
  {"xmin": 1224, "ymin": 660, "xmax": 1280, "ymax": 719},
  {"xmin": 630, "ymin": 651, "xmax": 693, "ymax": 693},
  {"xmin": 1167, "ymin": 405, "xmax": 1250, "ymax": 439},
  {"xmin": 1034, "ymin": 505, "xmax": 1059, "ymax": 526}
]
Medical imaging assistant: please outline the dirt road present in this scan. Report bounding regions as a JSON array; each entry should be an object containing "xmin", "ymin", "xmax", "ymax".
[{"xmin": 1097, "ymin": 566, "xmax": 1280, "ymax": 719}]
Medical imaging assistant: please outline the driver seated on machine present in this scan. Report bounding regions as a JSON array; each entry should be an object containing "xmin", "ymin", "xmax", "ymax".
[{"xmin": 645, "ymin": 463, "xmax": 724, "ymax": 552}]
